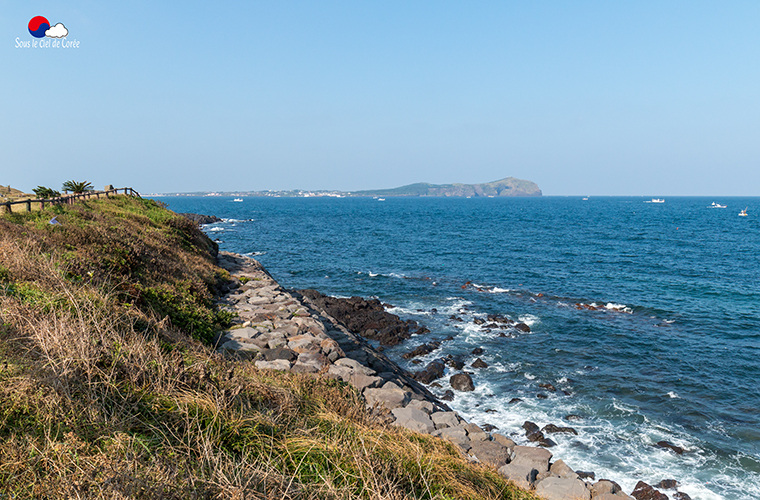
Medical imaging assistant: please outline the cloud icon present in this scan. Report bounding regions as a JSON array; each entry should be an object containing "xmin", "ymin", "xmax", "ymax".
[{"xmin": 45, "ymin": 23, "xmax": 68, "ymax": 38}]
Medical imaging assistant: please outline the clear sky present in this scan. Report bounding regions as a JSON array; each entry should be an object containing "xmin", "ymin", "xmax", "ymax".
[{"xmin": 2, "ymin": 1, "xmax": 759, "ymax": 195}]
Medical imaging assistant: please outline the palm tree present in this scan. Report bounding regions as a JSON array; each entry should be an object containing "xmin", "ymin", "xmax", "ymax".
[
  {"xmin": 62, "ymin": 180, "xmax": 93, "ymax": 194},
  {"xmin": 33, "ymin": 186, "xmax": 61, "ymax": 199}
]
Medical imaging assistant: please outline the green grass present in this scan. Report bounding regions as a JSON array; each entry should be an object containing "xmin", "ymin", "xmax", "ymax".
[{"xmin": 0, "ymin": 196, "xmax": 539, "ymax": 499}]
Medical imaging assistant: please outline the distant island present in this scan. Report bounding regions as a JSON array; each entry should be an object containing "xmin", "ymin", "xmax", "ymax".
[
  {"xmin": 155, "ymin": 177, "xmax": 542, "ymax": 198},
  {"xmin": 353, "ymin": 177, "xmax": 541, "ymax": 198}
]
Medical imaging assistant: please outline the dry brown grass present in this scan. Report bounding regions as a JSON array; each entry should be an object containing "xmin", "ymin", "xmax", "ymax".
[{"xmin": 0, "ymin": 198, "xmax": 539, "ymax": 500}]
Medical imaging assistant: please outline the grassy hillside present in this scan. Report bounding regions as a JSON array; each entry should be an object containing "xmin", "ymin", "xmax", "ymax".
[
  {"xmin": 0, "ymin": 196, "xmax": 537, "ymax": 499},
  {"xmin": 0, "ymin": 184, "xmax": 33, "ymax": 201}
]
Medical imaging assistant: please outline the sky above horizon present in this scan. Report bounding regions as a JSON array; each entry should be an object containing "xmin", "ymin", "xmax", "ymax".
[{"xmin": 2, "ymin": 1, "xmax": 759, "ymax": 196}]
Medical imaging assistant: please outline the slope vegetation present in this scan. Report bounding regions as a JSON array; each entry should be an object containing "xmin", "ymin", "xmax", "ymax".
[{"xmin": 0, "ymin": 196, "xmax": 536, "ymax": 499}]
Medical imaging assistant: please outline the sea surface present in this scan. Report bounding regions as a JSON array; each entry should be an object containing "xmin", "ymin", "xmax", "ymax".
[{"xmin": 155, "ymin": 195, "xmax": 760, "ymax": 499}]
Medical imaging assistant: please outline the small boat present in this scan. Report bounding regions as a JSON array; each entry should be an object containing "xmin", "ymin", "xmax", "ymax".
[
  {"xmin": 582, "ymin": 196, "xmax": 589, "ymax": 201},
  {"xmin": 739, "ymin": 207, "xmax": 748, "ymax": 217},
  {"xmin": 710, "ymin": 202, "xmax": 727, "ymax": 208},
  {"xmin": 232, "ymin": 198, "xmax": 243, "ymax": 202},
  {"xmin": 650, "ymin": 198, "xmax": 665, "ymax": 203},
  {"xmin": 377, "ymin": 198, "xmax": 385, "ymax": 201}
]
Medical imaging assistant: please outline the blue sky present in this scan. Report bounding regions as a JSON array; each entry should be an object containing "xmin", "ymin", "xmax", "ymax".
[{"xmin": 2, "ymin": 1, "xmax": 759, "ymax": 195}]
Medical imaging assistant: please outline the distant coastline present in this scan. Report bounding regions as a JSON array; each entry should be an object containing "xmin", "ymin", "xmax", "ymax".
[{"xmin": 151, "ymin": 176, "xmax": 542, "ymax": 198}]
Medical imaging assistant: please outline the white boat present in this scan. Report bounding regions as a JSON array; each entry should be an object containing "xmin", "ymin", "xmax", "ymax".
[
  {"xmin": 232, "ymin": 198, "xmax": 243, "ymax": 202},
  {"xmin": 582, "ymin": 196, "xmax": 589, "ymax": 201},
  {"xmin": 739, "ymin": 207, "xmax": 748, "ymax": 217},
  {"xmin": 651, "ymin": 198, "xmax": 665, "ymax": 203},
  {"xmin": 710, "ymin": 202, "xmax": 727, "ymax": 208},
  {"xmin": 377, "ymin": 198, "xmax": 386, "ymax": 201}
]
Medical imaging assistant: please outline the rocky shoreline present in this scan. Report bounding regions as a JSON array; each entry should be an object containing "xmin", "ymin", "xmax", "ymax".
[{"xmin": 214, "ymin": 251, "xmax": 689, "ymax": 500}]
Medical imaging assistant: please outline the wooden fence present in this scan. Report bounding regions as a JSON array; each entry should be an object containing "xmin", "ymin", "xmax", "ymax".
[{"xmin": 0, "ymin": 187, "xmax": 141, "ymax": 214}]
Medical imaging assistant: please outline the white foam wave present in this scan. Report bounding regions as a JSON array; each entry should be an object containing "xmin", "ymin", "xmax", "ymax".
[
  {"xmin": 243, "ymin": 251, "xmax": 266, "ymax": 257},
  {"xmin": 667, "ymin": 391, "xmax": 680, "ymax": 399},
  {"xmin": 518, "ymin": 314, "xmax": 539, "ymax": 327},
  {"xmin": 524, "ymin": 373, "xmax": 536, "ymax": 380},
  {"xmin": 440, "ymin": 380, "xmax": 760, "ymax": 500},
  {"xmin": 368, "ymin": 272, "xmax": 379, "ymax": 277},
  {"xmin": 604, "ymin": 302, "xmax": 633, "ymax": 313},
  {"xmin": 206, "ymin": 227, "xmax": 225, "ymax": 232}
]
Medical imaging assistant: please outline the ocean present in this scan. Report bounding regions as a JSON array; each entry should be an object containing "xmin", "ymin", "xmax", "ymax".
[{"xmin": 154, "ymin": 195, "xmax": 760, "ymax": 499}]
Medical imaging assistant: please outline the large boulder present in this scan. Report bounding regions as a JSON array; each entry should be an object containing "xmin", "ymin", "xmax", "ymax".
[
  {"xmin": 549, "ymin": 459, "xmax": 578, "ymax": 479},
  {"xmin": 431, "ymin": 411, "xmax": 461, "ymax": 429},
  {"xmin": 450, "ymin": 373, "xmax": 475, "ymax": 391},
  {"xmin": 262, "ymin": 347, "xmax": 297, "ymax": 362},
  {"xmin": 498, "ymin": 463, "xmax": 539, "ymax": 489},
  {"xmin": 363, "ymin": 387, "xmax": 410, "ymax": 410},
  {"xmin": 591, "ymin": 480, "xmax": 622, "ymax": 496},
  {"xmin": 432, "ymin": 426, "xmax": 470, "ymax": 451},
  {"xmin": 413, "ymin": 360, "xmax": 445, "ymax": 384},
  {"xmin": 499, "ymin": 444, "xmax": 552, "ymax": 487},
  {"xmin": 542, "ymin": 423, "xmax": 578, "ymax": 435},
  {"xmin": 535, "ymin": 477, "xmax": 591, "ymax": 500},
  {"xmin": 471, "ymin": 358, "xmax": 489, "ymax": 368},
  {"xmin": 402, "ymin": 341, "xmax": 441, "ymax": 359},
  {"xmin": 631, "ymin": 481, "xmax": 669, "ymax": 500},
  {"xmin": 391, "ymin": 407, "xmax": 435, "ymax": 434},
  {"xmin": 468, "ymin": 440, "xmax": 510, "ymax": 468}
]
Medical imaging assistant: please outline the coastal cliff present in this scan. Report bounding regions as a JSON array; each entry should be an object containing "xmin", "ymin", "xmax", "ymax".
[
  {"xmin": 0, "ymin": 196, "xmax": 683, "ymax": 500},
  {"xmin": 0, "ymin": 196, "xmax": 535, "ymax": 499}
]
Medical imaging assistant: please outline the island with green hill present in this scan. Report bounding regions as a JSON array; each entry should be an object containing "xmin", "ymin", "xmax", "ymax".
[
  {"xmin": 353, "ymin": 177, "xmax": 541, "ymax": 198},
  {"xmin": 154, "ymin": 176, "xmax": 542, "ymax": 198}
]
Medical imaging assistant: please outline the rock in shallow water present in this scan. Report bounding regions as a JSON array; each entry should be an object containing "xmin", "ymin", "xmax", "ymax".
[
  {"xmin": 471, "ymin": 357, "xmax": 489, "ymax": 368},
  {"xmin": 450, "ymin": 373, "xmax": 475, "ymax": 391},
  {"xmin": 542, "ymin": 423, "xmax": 578, "ymax": 435},
  {"xmin": 413, "ymin": 360, "xmax": 445, "ymax": 384},
  {"xmin": 631, "ymin": 481, "xmax": 669, "ymax": 500},
  {"xmin": 656, "ymin": 440, "xmax": 684, "ymax": 454}
]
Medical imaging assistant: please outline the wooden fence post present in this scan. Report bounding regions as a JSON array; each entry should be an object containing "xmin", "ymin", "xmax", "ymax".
[{"xmin": 25, "ymin": 200, "xmax": 31, "ymax": 212}]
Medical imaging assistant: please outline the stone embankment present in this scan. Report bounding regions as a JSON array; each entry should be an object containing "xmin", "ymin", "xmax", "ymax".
[{"xmin": 214, "ymin": 252, "xmax": 686, "ymax": 500}]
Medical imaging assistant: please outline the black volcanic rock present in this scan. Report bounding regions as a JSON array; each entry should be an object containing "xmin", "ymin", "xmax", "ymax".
[
  {"xmin": 180, "ymin": 213, "xmax": 222, "ymax": 225},
  {"xmin": 298, "ymin": 290, "xmax": 418, "ymax": 346},
  {"xmin": 450, "ymin": 373, "xmax": 475, "ymax": 392},
  {"xmin": 413, "ymin": 360, "xmax": 445, "ymax": 384},
  {"xmin": 631, "ymin": 481, "xmax": 668, "ymax": 500},
  {"xmin": 402, "ymin": 341, "xmax": 441, "ymax": 359},
  {"xmin": 471, "ymin": 358, "xmax": 488, "ymax": 369},
  {"xmin": 656, "ymin": 440, "xmax": 684, "ymax": 454},
  {"xmin": 514, "ymin": 322, "xmax": 531, "ymax": 332},
  {"xmin": 542, "ymin": 424, "xmax": 578, "ymax": 435}
]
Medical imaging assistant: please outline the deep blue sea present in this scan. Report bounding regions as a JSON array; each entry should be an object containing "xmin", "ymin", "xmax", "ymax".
[{"xmin": 155, "ymin": 195, "xmax": 759, "ymax": 499}]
